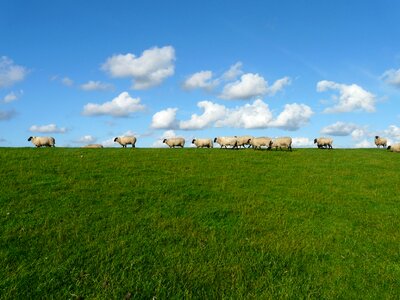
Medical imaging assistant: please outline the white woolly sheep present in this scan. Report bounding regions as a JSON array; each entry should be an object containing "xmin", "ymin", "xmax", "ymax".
[
  {"xmin": 28, "ymin": 136, "xmax": 55, "ymax": 147},
  {"xmin": 213, "ymin": 137, "xmax": 238, "ymax": 149},
  {"xmin": 314, "ymin": 137, "xmax": 333, "ymax": 149},
  {"xmin": 192, "ymin": 138, "xmax": 213, "ymax": 148},
  {"xmin": 163, "ymin": 137, "xmax": 185, "ymax": 148},
  {"xmin": 269, "ymin": 137, "xmax": 293, "ymax": 151},
  {"xmin": 235, "ymin": 135, "xmax": 253, "ymax": 148},
  {"xmin": 375, "ymin": 136, "xmax": 387, "ymax": 148},
  {"xmin": 249, "ymin": 137, "xmax": 272, "ymax": 150},
  {"xmin": 114, "ymin": 136, "xmax": 137, "ymax": 148},
  {"xmin": 387, "ymin": 143, "xmax": 400, "ymax": 152},
  {"xmin": 82, "ymin": 144, "xmax": 103, "ymax": 148}
]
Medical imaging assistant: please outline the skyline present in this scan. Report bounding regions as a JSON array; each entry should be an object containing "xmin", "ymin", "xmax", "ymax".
[{"xmin": 1, "ymin": 0, "xmax": 400, "ymax": 147}]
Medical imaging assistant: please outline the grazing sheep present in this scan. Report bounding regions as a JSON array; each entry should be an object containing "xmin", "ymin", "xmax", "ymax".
[
  {"xmin": 235, "ymin": 135, "xmax": 253, "ymax": 148},
  {"xmin": 114, "ymin": 136, "xmax": 137, "ymax": 148},
  {"xmin": 269, "ymin": 137, "xmax": 293, "ymax": 151},
  {"xmin": 213, "ymin": 137, "xmax": 238, "ymax": 149},
  {"xmin": 387, "ymin": 144, "xmax": 400, "ymax": 152},
  {"xmin": 192, "ymin": 138, "xmax": 213, "ymax": 148},
  {"xmin": 249, "ymin": 137, "xmax": 272, "ymax": 150},
  {"xmin": 82, "ymin": 144, "xmax": 103, "ymax": 148},
  {"xmin": 28, "ymin": 136, "xmax": 55, "ymax": 147},
  {"xmin": 163, "ymin": 137, "xmax": 185, "ymax": 148},
  {"xmin": 314, "ymin": 137, "xmax": 333, "ymax": 149},
  {"xmin": 374, "ymin": 136, "xmax": 387, "ymax": 148}
]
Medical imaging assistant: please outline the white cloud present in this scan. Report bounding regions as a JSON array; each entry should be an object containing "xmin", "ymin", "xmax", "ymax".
[
  {"xmin": 0, "ymin": 109, "xmax": 17, "ymax": 121},
  {"xmin": 221, "ymin": 62, "xmax": 243, "ymax": 81},
  {"xmin": 62, "ymin": 77, "xmax": 74, "ymax": 87},
  {"xmin": 178, "ymin": 99, "xmax": 312, "ymax": 130},
  {"xmin": 292, "ymin": 137, "xmax": 314, "ymax": 147},
  {"xmin": 2, "ymin": 90, "xmax": 23, "ymax": 103},
  {"xmin": 270, "ymin": 103, "xmax": 313, "ymax": 131},
  {"xmin": 317, "ymin": 80, "xmax": 376, "ymax": 113},
  {"xmin": 0, "ymin": 56, "xmax": 28, "ymax": 88},
  {"xmin": 355, "ymin": 139, "xmax": 375, "ymax": 148},
  {"xmin": 180, "ymin": 101, "xmax": 227, "ymax": 130},
  {"xmin": 220, "ymin": 73, "xmax": 290, "ymax": 100},
  {"xmin": 151, "ymin": 107, "xmax": 178, "ymax": 129},
  {"xmin": 76, "ymin": 135, "xmax": 96, "ymax": 144},
  {"xmin": 80, "ymin": 80, "xmax": 114, "ymax": 91},
  {"xmin": 321, "ymin": 121, "xmax": 361, "ymax": 136},
  {"xmin": 381, "ymin": 68, "xmax": 400, "ymax": 87},
  {"xmin": 384, "ymin": 125, "xmax": 400, "ymax": 139},
  {"xmin": 29, "ymin": 124, "xmax": 67, "ymax": 133},
  {"xmin": 182, "ymin": 71, "xmax": 217, "ymax": 91},
  {"xmin": 82, "ymin": 91, "xmax": 145, "ymax": 117},
  {"xmin": 102, "ymin": 45, "xmax": 175, "ymax": 89}
]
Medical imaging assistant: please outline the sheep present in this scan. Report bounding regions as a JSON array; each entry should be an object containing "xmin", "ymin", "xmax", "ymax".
[
  {"xmin": 28, "ymin": 136, "xmax": 55, "ymax": 147},
  {"xmin": 82, "ymin": 144, "xmax": 103, "ymax": 148},
  {"xmin": 387, "ymin": 144, "xmax": 400, "ymax": 152},
  {"xmin": 314, "ymin": 137, "xmax": 333, "ymax": 149},
  {"xmin": 192, "ymin": 138, "xmax": 213, "ymax": 148},
  {"xmin": 114, "ymin": 136, "xmax": 137, "ymax": 148},
  {"xmin": 249, "ymin": 137, "xmax": 272, "ymax": 150},
  {"xmin": 235, "ymin": 135, "xmax": 253, "ymax": 148},
  {"xmin": 213, "ymin": 136, "xmax": 238, "ymax": 149},
  {"xmin": 269, "ymin": 137, "xmax": 292, "ymax": 151},
  {"xmin": 163, "ymin": 137, "xmax": 185, "ymax": 148},
  {"xmin": 375, "ymin": 136, "xmax": 387, "ymax": 148}
]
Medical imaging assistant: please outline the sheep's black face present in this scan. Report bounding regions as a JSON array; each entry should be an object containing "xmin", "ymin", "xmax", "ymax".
[
  {"xmin": 213, "ymin": 138, "xmax": 217, "ymax": 142},
  {"xmin": 314, "ymin": 138, "xmax": 317, "ymax": 144},
  {"xmin": 192, "ymin": 139, "xmax": 196, "ymax": 144},
  {"xmin": 387, "ymin": 146, "xmax": 391, "ymax": 150},
  {"xmin": 162, "ymin": 139, "xmax": 167, "ymax": 143},
  {"xmin": 113, "ymin": 137, "xmax": 118, "ymax": 142},
  {"xmin": 247, "ymin": 139, "xmax": 251, "ymax": 144},
  {"xmin": 28, "ymin": 136, "xmax": 33, "ymax": 141},
  {"xmin": 375, "ymin": 136, "xmax": 379, "ymax": 139}
]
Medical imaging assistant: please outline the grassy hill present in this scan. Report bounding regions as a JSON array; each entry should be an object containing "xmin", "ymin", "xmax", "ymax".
[{"xmin": 1, "ymin": 147, "xmax": 400, "ymax": 298}]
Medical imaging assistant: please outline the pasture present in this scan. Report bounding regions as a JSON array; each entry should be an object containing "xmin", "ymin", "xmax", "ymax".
[{"xmin": 1, "ymin": 147, "xmax": 400, "ymax": 299}]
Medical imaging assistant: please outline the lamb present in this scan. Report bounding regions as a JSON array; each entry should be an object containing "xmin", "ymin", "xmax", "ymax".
[
  {"xmin": 192, "ymin": 138, "xmax": 213, "ymax": 148},
  {"xmin": 114, "ymin": 136, "xmax": 137, "ymax": 148},
  {"xmin": 374, "ymin": 136, "xmax": 387, "ymax": 148},
  {"xmin": 314, "ymin": 137, "xmax": 333, "ymax": 149},
  {"xmin": 249, "ymin": 137, "xmax": 272, "ymax": 150},
  {"xmin": 235, "ymin": 135, "xmax": 253, "ymax": 148},
  {"xmin": 28, "ymin": 136, "xmax": 55, "ymax": 147},
  {"xmin": 213, "ymin": 137, "xmax": 238, "ymax": 149},
  {"xmin": 163, "ymin": 137, "xmax": 185, "ymax": 148},
  {"xmin": 82, "ymin": 144, "xmax": 103, "ymax": 148},
  {"xmin": 269, "ymin": 137, "xmax": 293, "ymax": 151},
  {"xmin": 387, "ymin": 143, "xmax": 400, "ymax": 152}
]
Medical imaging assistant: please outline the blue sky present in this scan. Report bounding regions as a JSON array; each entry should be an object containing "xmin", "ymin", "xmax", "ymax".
[{"xmin": 1, "ymin": 0, "xmax": 400, "ymax": 147}]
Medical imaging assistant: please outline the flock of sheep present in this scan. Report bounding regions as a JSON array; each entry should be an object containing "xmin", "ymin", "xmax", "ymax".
[{"xmin": 26, "ymin": 135, "xmax": 400, "ymax": 152}]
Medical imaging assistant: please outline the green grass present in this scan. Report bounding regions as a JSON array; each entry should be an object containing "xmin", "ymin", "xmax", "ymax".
[{"xmin": 1, "ymin": 147, "xmax": 400, "ymax": 299}]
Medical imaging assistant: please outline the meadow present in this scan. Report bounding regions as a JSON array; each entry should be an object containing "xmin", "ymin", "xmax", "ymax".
[{"xmin": 1, "ymin": 147, "xmax": 400, "ymax": 299}]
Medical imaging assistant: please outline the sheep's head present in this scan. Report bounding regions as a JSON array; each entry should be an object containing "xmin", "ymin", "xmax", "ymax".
[
  {"xmin": 375, "ymin": 136, "xmax": 379, "ymax": 139},
  {"xmin": 213, "ymin": 137, "xmax": 217, "ymax": 143},
  {"xmin": 247, "ymin": 138, "xmax": 252, "ymax": 144},
  {"xmin": 387, "ymin": 146, "xmax": 392, "ymax": 150},
  {"xmin": 113, "ymin": 137, "xmax": 119, "ymax": 142},
  {"xmin": 162, "ymin": 139, "xmax": 167, "ymax": 143},
  {"xmin": 192, "ymin": 139, "xmax": 196, "ymax": 144},
  {"xmin": 28, "ymin": 136, "xmax": 33, "ymax": 141},
  {"xmin": 314, "ymin": 138, "xmax": 317, "ymax": 144}
]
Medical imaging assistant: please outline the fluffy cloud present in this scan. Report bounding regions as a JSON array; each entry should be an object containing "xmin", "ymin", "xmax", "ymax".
[
  {"xmin": 317, "ymin": 80, "xmax": 376, "ymax": 113},
  {"xmin": 270, "ymin": 103, "xmax": 313, "ymax": 131},
  {"xmin": 102, "ymin": 46, "xmax": 175, "ymax": 89},
  {"xmin": 76, "ymin": 135, "xmax": 97, "ymax": 144},
  {"xmin": 354, "ymin": 139, "xmax": 375, "ymax": 148},
  {"xmin": 321, "ymin": 121, "xmax": 362, "ymax": 136},
  {"xmin": 381, "ymin": 68, "xmax": 400, "ymax": 87},
  {"xmin": 2, "ymin": 90, "xmax": 23, "ymax": 103},
  {"xmin": 0, "ymin": 56, "xmax": 28, "ymax": 88},
  {"xmin": 29, "ymin": 124, "xmax": 67, "ymax": 133},
  {"xmin": 0, "ymin": 109, "xmax": 17, "ymax": 121},
  {"xmin": 384, "ymin": 125, "xmax": 400, "ymax": 139},
  {"xmin": 151, "ymin": 107, "xmax": 178, "ymax": 129},
  {"xmin": 292, "ymin": 137, "xmax": 314, "ymax": 147},
  {"xmin": 182, "ymin": 71, "xmax": 217, "ymax": 91},
  {"xmin": 154, "ymin": 99, "xmax": 313, "ymax": 131},
  {"xmin": 221, "ymin": 62, "xmax": 243, "ymax": 81},
  {"xmin": 62, "ymin": 77, "xmax": 74, "ymax": 87},
  {"xmin": 181, "ymin": 101, "xmax": 227, "ymax": 130},
  {"xmin": 80, "ymin": 81, "xmax": 114, "ymax": 91},
  {"xmin": 220, "ymin": 73, "xmax": 290, "ymax": 100},
  {"xmin": 83, "ymin": 92, "xmax": 145, "ymax": 117}
]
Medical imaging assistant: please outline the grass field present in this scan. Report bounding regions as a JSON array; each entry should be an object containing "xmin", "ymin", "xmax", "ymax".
[{"xmin": 1, "ymin": 147, "xmax": 400, "ymax": 299}]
